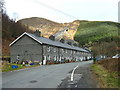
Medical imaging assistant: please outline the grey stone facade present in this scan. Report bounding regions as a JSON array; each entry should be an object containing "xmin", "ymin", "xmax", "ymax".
[
  {"xmin": 9, "ymin": 32, "xmax": 92, "ymax": 64},
  {"xmin": 10, "ymin": 35, "xmax": 43, "ymax": 62}
]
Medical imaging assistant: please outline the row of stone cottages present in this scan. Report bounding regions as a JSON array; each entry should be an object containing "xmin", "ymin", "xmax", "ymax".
[{"xmin": 9, "ymin": 30, "xmax": 92, "ymax": 65}]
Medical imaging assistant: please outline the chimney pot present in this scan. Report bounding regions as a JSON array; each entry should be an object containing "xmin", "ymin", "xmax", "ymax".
[{"xmin": 34, "ymin": 29, "xmax": 41, "ymax": 37}]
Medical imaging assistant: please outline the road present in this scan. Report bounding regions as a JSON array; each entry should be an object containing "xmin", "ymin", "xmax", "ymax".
[{"xmin": 2, "ymin": 61, "xmax": 98, "ymax": 88}]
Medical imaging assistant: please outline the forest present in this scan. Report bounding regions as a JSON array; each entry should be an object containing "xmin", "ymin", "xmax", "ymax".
[{"xmin": 75, "ymin": 20, "xmax": 119, "ymax": 57}]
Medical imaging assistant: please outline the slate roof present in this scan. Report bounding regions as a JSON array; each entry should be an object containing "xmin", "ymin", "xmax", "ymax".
[{"xmin": 9, "ymin": 32, "xmax": 89, "ymax": 53}]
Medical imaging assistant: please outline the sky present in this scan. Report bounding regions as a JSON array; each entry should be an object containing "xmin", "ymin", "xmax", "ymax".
[{"xmin": 4, "ymin": 0, "xmax": 119, "ymax": 23}]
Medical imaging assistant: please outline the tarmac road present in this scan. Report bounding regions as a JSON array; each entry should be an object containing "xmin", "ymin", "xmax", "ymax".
[{"xmin": 2, "ymin": 60, "xmax": 98, "ymax": 88}]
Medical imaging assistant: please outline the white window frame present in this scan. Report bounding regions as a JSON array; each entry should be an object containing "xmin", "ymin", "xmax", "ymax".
[
  {"xmin": 66, "ymin": 49, "xmax": 67, "ymax": 53},
  {"xmin": 61, "ymin": 49, "xmax": 64, "ymax": 53},
  {"xmin": 54, "ymin": 56, "xmax": 57, "ymax": 61},
  {"xmin": 54, "ymin": 47, "xmax": 56, "ymax": 52},
  {"xmin": 74, "ymin": 51, "xmax": 76, "ymax": 54},
  {"xmin": 47, "ymin": 55, "xmax": 51, "ymax": 60}
]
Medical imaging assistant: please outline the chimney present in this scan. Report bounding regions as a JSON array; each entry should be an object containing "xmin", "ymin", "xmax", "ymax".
[
  {"xmin": 67, "ymin": 41, "xmax": 72, "ymax": 45},
  {"xmin": 49, "ymin": 35, "xmax": 55, "ymax": 41},
  {"xmin": 34, "ymin": 29, "xmax": 41, "ymax": 37},
  {"xmin": 60, "ymin": 38, "xmax": 65, "ymax": 43}
]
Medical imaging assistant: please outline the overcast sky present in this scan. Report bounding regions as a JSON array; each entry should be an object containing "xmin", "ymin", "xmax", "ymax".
[{"xmin": 4, "ymin": 0, "xmax": 119, "ymax": 23}]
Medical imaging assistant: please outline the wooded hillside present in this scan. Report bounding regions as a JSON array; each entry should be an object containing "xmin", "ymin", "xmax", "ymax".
[{"xmin": 75, "ymin": 20, "xmax": 119, "ymax": 57}]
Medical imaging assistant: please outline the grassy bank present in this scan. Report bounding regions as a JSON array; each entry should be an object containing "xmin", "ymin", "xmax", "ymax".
[
  {"xmin": 2, "ymin": 62, "xmax": 40, "ymax": 72},
  {"xmin": 91, "ymin": 64, "xmax": 120, "ymax": 88}
]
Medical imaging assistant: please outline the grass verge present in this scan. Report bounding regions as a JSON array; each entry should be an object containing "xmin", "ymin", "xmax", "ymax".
[
  {"xmin": 91, "ymin": 64, "xmax": 120, "ymax": 88},
  {"xmin": 2, "ymin": 63, "xmax": 40, "ymax": 72}
]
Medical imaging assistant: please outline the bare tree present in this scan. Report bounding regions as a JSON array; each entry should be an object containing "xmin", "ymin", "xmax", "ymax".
[{"xmin": 0, "ymin": 0, "xmax": 5, "ymax": 13}]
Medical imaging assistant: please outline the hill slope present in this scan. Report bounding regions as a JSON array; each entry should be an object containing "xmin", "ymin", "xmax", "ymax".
[
  {"xmin": 18, "ymin": 17, "xmax": 80, "ymax": 40},
  {"xmin": 75, "ymin": 20, "xmax": 119, "ymax": 45},
  {"xmin": 75, "ymin": 20, "xmax": 120, "ymax": 56}
]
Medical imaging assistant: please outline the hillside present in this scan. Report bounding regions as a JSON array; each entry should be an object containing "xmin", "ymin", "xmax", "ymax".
[
  {"xmin": 18, "ymin": 17, "xmax": 80, "ymax": 40},
  {"xmin": 75, "ymin": 20, "xmax": 119, "ymax": 45},
  {"xmin": 75, "ymin": 20, "xmax": 120, "ymax": 57},
  {"xmin": 2, "ymin": 13, "xmax": 119, "ymax": 57}
]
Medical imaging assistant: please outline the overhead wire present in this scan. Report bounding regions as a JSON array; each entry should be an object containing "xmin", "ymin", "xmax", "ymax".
[{"xmin": 31, "ymin": 0, "xmax": 78, "ymax": 20}]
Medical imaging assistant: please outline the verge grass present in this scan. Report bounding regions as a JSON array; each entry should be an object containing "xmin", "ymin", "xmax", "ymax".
[
  {"xmin": 2, "ymin": 62, "xmax": 40, "ymax": 72},
  {"xmin": 91, "ymin": 64, "xmax": 120, "ymax": 88}
]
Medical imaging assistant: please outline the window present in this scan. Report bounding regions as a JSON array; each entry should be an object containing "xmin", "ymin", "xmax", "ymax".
[
  {"xmin": 61, "ymin": 49, "xmax": 64, "ymax": 53},
  {"xmin": 43, "ymin": 45, "xmax": 46, "ymax": 48},
  {"xmin": 81, "ymin": 52, "xmax": 83, "ymax": 55},
  {"xmin": 54, "ymin": 47, "xmax": 56, "ymax": 52},
  {"xmin": 77, "ymin": 52, "xmax": 79, "ymax": 54},
  {"xmin": 54, "ymin": 56, "xmax": 57, "ymax": 61},
  {"xmin": 74, "ymin": 51, "xmax": 76, "ymax": 54},
  {"xmin": 16, "ymin": 55, "xmax": 20, "ymax": 61},
  {"xmin": 66, "ymin": 49, "xmax": 67, "ymax": 53},
  {"xmin": 47, "ymin": 46, "xmax": 51, "ymax": 52},
  {"xmin": 47, "ymin": 55, "xmax": 50, "ymax": 60}
]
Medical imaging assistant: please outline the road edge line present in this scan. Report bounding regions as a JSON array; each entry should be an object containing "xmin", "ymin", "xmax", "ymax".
[{"xmin": 71, "ymin": 65, "xmax": 79, "ymax": 81}]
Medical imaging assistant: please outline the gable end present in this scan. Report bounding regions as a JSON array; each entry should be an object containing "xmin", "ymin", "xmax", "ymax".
[{"xmin": 9, "ymin": 32, "xmax": 42, "ymax": 46}]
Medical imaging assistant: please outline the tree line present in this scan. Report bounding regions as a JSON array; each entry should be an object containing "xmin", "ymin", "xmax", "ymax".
[{"xmin": 1, "ymin": 0, "xmax": 32, "ymax": 56}]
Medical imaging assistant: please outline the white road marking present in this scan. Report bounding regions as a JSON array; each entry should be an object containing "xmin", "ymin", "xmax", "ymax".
[{"xmin": 71, "ymin": 65, "xmax": 79, "ymax": 81}]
